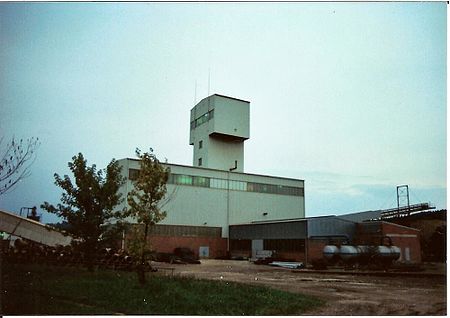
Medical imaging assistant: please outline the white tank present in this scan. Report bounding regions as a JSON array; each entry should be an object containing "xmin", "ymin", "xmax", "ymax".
[
  {"xmin": 389, "ymin": 246, "xmax": 401, "ymax": 260},
  {"xmin": 356, "ymin": 245, "xmax": 369, "ymax": 255},
  {"xmin": 375, "ymin": 246, "xmax": 401, "ymax": 261},
  {"xmin": 339, "ymin": 245, "xmax": 359, "ymax": 261},
  {"xmin": 323, "ymin": 245, "xmax": 339, "ymax": 260}
]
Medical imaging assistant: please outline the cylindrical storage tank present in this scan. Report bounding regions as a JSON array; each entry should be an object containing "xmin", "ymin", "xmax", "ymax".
[
  {"xmin": 389, "ymin": 246, "xmax": 401, "ymax": 261},
  {"xmin": 356, "ymin": 245, "xmax": 369, "ymax": 255},
  {"xmin": 356, "ymin": 245, "xmax": 371, "ymax": 264},
  {"xmin": 375, "ymin": 246, "xmax": 401, "ymax": 261},
  {"xmin": 376, "ymin": 246, "xmax": 391, "ymax": 258},
  {"xmin": 339, "ymin": 245, "xmax": 358, "ymax": 261},
  {"xmin": 323, "ymin": 245, "xmax": 339, "ymax": 260}
]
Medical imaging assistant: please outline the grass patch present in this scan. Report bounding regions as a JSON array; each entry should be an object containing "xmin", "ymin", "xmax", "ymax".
[{"xmin": 2, "ymin": 263, "xmax": 323, "ymax": 315}]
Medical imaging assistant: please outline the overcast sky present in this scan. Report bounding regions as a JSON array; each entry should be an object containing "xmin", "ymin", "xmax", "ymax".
[{"xmin": 0, "ymin": 2, "xmax": 446, "ymax": 224}]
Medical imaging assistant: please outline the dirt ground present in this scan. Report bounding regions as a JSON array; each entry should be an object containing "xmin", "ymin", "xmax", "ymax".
[{"xmin": 154, "ymin": 259, "xmax": 447, "ymax": 316}]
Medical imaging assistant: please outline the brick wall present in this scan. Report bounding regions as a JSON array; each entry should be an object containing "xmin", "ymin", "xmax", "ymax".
[
  {"xmin": 382, "ymin": 222, "xmax": 421, "ymax": 235},
  {"xmin": 306, "ymin": 222, "xmax": 422, "ymax": 264},
  {"xmin": 307, "ymin": 239, "xmax": 328, "ymax": 262},
  {"xmin": 124, "ymin": 224, "xmax": 227, "ymax": 259},
  {"xmin": 147, "ymin": 235, "xmax": 227, "ymax": 259},
  {"xmin": 124, "ymin": 233, "xmax": 227, "ymax": 259},
  {"xmin": 381, "ymin": 222, "xmax": 421, "ymax": 263},
  {"xmin": 354, "ymin": 223, "xmax": 383, "ymax": 245}
]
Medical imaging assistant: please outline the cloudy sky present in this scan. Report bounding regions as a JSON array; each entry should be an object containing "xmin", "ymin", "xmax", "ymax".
[{"xmin": 0, "ymin": 2, "xmax": 446, "ymax": 224}]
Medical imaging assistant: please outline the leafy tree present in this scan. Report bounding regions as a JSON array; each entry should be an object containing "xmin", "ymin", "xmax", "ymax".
[
  {"xmin": 0, "ymin": 136, "xmax": 40, "ymax": 195},
  {"xmin": 46, "ymin": 221, "xmax": 73, "ymax": 231},
  {"xmin": 41, "ymin": 153, "xmax": 125, "ymax": 270},
  {"xmin": 428, "ymin": 224, "xmax": 446, "ymax": 262},
  {"xmin": 125, "ymin": 148, "xmax": 170, "ymax": 284}
]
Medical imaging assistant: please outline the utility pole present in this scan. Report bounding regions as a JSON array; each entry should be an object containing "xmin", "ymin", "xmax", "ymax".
[{"xmin": 227, "ymin": 161, "xmax": 238, "ymax": 254}]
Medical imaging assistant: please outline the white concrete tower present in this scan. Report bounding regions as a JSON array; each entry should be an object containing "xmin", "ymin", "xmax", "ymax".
[{"xmin": 189, "ymin": 94, "xmax": 250, "ymax": 172}]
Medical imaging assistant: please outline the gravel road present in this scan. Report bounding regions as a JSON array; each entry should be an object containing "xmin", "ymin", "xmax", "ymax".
[{"xmin": 155, "ymin": 259, "xmax": 446, "ymax": 315}]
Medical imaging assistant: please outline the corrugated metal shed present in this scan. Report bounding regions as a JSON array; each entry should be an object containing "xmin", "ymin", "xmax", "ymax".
[
  {"xmin": 307, "ymin": 216, "xmax": 356, "ymax": 241},
  {"xmin": 229, "ymin": 216, "xmax": 357, "ymax": 241},
  {"xmin": 229, "ymin": 220, "xmax": 307, "ymax": 240},
  {"xmin": 338, "ymin": 210, "xmax": 382, "ymax": 222}
]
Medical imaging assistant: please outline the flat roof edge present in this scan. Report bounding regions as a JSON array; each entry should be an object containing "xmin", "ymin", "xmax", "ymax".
[
  {"xmin": 121, "ymin": 158, "xmax": 305, "ymax": 183},
  {"xmin": 381, "ymin": 220, "xmax": 422, "ymax": 232},
  {"xmin": 196, "ymin": 93, "xmax": 250, "ymax": 105},
  {"xmin": 213, "ymin": 94, "xmax": 250, "ymax": 104},
  {"xmin": 359, "ymin": 220, "xmax": 421, "ymax": 232},
  {"xmin": 230, "ymin": 218, "xmax": 307, "ymax": 226},
  {"xmin": 230, "ymin": 215, "xmax": 358, "ymax": 227}
]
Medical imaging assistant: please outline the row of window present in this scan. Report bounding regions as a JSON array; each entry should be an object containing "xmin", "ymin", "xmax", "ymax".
[
  {"xmin": 167, "ymin": 172, "xmax": 304, "ymax": 196},
  {"xmin": 190, "ymin": 109, "xmax": 214, "ymax": 130},
  {"xmin": 145, "ymin": 224, "xmax": 222, "ymax": 237},
  {"xmin": 129, "ymin": 169, "xmax": 304, "ymax": 196}
]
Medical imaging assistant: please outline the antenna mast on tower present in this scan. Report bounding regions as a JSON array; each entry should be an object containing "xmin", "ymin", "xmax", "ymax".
[
  {"xmin": 208, "ymin": 67, "xmax": 211, "ymax": 96},
  {"xmin": 194, "ymin": 80, "xmax": 197, "ymax": 104}
]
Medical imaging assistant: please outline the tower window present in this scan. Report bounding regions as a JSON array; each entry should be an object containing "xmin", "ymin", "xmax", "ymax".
[
  {"xmin": 198, "ymin": 158, "xmax": 202, "ymax": 166},
  {"xmin": 199, "ymin": 140, "xmax": 203, "ymax": 149},
  {"xmin": 129, "ymin": 169, "xmax": 140, "ymax": 181},
  {"xmin": 193, "ymin": 109, "xmax": 215, "ymax": 128}
]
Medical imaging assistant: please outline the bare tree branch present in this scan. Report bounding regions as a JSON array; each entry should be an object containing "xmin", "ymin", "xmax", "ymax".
[
  {"xmin": 159, "ymin": 183, "xmax": 178, "ymax": 210},
  {"xmin": 0, "ymin": 136, "xmax": 40, "ymax": 195}
]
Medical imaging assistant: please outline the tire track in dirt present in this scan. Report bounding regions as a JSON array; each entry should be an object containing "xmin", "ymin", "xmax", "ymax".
[{"xmin": 166, "ymin": 260, "xmax": 446, "ymax": 316}]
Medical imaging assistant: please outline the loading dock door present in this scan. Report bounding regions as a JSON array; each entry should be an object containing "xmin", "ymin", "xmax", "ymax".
[
  {"xmin": 251, "ymin": 239, "xmax": 263, "ymax": 258},
  {"xmin": 405, "ymin": 247, "xmax": 411, "ymax": 261},
  {"xmin": 199, "ymin": 246, "xmax": 209, "ymax": 258}
]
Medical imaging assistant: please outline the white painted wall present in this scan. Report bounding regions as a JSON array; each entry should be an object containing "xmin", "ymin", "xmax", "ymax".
[
  {"xmin": 189, "ymin": 94, "xmax": 249, "ymax": 172},
  {"xmin": 117, "ymin": 159, "xmax": 305, "ymax": 238},
  {"xmin": 0, "ymin": 209, "xmax": 73, "ymax": 246},
  {"xmin": 207, "ymin": 137, "xmax": 244, "ymax": 172},
  {"xmin": 190, "ymin": 118, "xmax": 212, "ymax": 169},
  {"xmin": 212, "ymin": 95, "xmax": 250, "ymax": 140}
]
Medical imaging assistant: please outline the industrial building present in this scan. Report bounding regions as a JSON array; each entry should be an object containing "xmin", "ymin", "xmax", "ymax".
[
  {"xmin": 229, "ymin": 216, "xmax": 421, "ymax": 263},
  {"xmin": 117, "ymin": 94, "xmax": 305, "ymax": 258},
  {"xmin": 0, "ymin": 94, "xmax": 430, "ymax": 266},
  {"xmin": 117, "ymin": 94, "xmax": 422, "ymax": 263}
]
